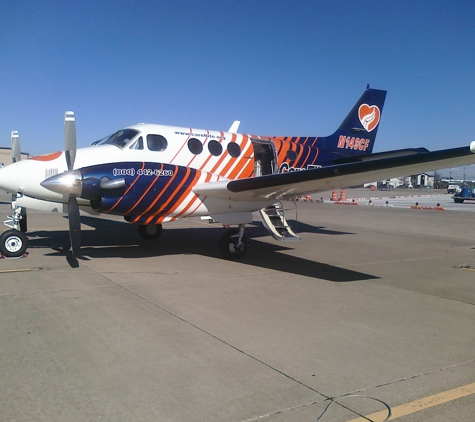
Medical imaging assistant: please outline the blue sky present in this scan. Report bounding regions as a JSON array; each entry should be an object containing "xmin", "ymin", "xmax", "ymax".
[{"xmin": 1, "ymin": 1, "xmax": 475, "ymax": 175}]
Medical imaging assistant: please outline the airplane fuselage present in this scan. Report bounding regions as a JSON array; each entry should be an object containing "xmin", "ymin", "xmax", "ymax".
[{"xmin": 0, "ymin": 122, "xmax": 327, "ymax": 224}]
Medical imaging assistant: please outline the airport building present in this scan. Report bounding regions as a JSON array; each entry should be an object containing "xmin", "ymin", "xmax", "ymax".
[
  {"xmin": 365, "ymin": 173, "xmax": 435, "ymax": 190},
  {"xmin": 0, "ymin": 147, "xmax": 30, "ymax": 167}
]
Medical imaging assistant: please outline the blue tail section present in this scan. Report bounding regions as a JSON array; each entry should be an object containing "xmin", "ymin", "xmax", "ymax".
[{"xmin": 320, "ymin": 86, "xmax": 387, "ymax": 163}]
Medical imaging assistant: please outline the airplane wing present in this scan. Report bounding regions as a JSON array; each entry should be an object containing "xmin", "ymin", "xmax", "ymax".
[{"xmin": 194, "ymin": 144, "xmax": 475, "ymax": 201}]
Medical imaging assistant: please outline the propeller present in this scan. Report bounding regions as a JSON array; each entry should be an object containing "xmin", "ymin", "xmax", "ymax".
[
  {"xmin": 41, "ymin": 111, "xmax": 127, "ymax": 257},
  {"xmin": 63, "ymin": 111, "xmax": 81, "ymax": 256},
  {"xmin": 11, "ymin": 131, "xmax": 21, "ymax": 163},
  {"xmin": 64, "ymin": 111, "xmax": 76, "ymax": 171}
]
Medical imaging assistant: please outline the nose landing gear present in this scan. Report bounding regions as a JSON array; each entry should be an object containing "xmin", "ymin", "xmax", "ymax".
[{"xmin": 1, "ymin": 199, "xmax": 28, "ymax": 258}]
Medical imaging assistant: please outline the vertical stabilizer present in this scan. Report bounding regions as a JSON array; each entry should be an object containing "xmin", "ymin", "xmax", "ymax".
[{"xmin": 323, "ymin": 86, "xmax": 387, "ymax": 158}]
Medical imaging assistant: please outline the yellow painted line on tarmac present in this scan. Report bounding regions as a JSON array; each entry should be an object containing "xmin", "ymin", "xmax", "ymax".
[
  {"xmin": 0, "ymin": 267, "xmax": 42, "ymax": 274},
  {"xmin": 347, "ymin": 382, "xmax": 475, "ymax": 421}
]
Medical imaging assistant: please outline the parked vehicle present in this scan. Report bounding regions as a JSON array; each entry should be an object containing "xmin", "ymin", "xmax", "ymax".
[
  {"xmin": 448, "ymin": 184, "xmax": 461, "ymax": 194},
  {"xmin": 453, "ymin": 187, "xmax": 475, "ymax": 203}
]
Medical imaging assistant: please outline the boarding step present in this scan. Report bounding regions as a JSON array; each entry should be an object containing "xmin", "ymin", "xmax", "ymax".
[{"xmin": 259, "ymin": 204, "xmax": 300, "ymax": 242}]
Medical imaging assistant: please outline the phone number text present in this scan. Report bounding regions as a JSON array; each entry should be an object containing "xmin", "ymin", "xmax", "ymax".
[{"xmin": 112, "ymin": 168, "xmax": 174, "ymax": 177}]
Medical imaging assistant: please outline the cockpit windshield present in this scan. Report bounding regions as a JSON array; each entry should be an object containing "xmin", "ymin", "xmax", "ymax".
[{"xmin": 91, "ymin": 129, "xmax": 139, "ymax": 148}]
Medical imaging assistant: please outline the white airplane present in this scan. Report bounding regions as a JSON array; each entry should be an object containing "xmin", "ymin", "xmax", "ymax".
[{"xmin": 1, "ymin": 86, "xmax": 475, "ymax": 259}]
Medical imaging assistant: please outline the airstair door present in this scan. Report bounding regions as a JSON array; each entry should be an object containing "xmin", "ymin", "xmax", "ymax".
[{"xmin": 251, "ymin": 139, "xmax": 277, "ymax": 176}]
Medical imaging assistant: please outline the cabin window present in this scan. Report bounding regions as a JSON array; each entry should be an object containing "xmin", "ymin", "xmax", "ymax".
[
  {"xmin": 208, "ymin": 140, "xmax": 223, "ymax": 156},
  {"xmin": 188, "ymin": 138, "xmax": 203, "ymax": 154},
  {"xmin": 129, "ymin": 136, "xmax": 144, "ymax": 150},
  {"xmin": 147, "ymin": 134, "xmax": 168, "ymax": 152},
  {"xmin": 286, "ymin": 150, "xmax": 297, "ymax": 161},
  {"xmin": 227, "ymin": 142, "xmax": 241, "ymax": 158}
]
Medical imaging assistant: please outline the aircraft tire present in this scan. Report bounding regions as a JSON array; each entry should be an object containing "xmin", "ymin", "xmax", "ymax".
[
  {"xmin": 219, "ymin": 228, "xmax": 247, "ymax": 259},
  {"xmin": 138, "ymin": 224, "xmax": 162, "ymax": 240},
  {"xmin": 454, "ymin": 198, "xmax": 464, "ymax": 203},
  {"xmin": 0, "ymin": 229, "xmax": 28, "ymax": 258}
]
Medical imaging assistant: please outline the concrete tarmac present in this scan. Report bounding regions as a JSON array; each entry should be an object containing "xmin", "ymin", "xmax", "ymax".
[{"xmin": 1, "ymin": 191, "xmax": 475, "ymax": 421}]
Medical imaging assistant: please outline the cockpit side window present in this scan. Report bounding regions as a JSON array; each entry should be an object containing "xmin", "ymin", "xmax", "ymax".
[
  {"xmin": 147, "ymin": 134, "xmax": 168, "ymax": 152},
  {"xmin": 129, "ymin": 136, "xmax": 144, "ymax": 150},
  {"xmin": 92, "ymin": 129, "xmax": 139, "ymax": 148}
]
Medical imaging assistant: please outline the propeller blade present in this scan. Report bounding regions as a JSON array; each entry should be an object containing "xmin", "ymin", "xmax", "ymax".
[
  {"xmin": 64, "ymin": 111, "xmax": 77, "ymax": 171},
  {"xmin": 68, "ymin": 196, "xmax": 81, "ymax": 256},
  {"xmin": 11, "ymin": 131, "xmax": 21, "ymax": 163}
]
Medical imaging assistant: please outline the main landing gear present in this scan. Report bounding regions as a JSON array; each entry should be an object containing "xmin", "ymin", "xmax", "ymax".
[
  {"xmin": 136, "ymin": 222, "xmax": 248, "ymax": 259},
  {"xmin": 138, "ymin": 223, "xmax": 163, "ymax": 240},
  {"xmin": 219, "ymin": 224, "xmax": 247, "ymax": 259}
]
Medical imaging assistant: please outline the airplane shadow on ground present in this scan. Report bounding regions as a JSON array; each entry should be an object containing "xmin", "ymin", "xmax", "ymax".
[{"xmin": 26, "ymin": 216, "xmax": 378, "ymax": 282}]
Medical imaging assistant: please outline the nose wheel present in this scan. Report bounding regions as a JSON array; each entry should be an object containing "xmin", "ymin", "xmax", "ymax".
[
  {"xmin": 219, "ymin": 226, "xmax": 247, "ymax": 259},
  {"xmin": 0, "ymin": 230, "xmax": 28, "ymax": 258}
]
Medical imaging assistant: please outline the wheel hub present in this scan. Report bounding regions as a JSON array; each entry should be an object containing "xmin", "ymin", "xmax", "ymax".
[{"xmin": 5, "ymin": 236, "xmax": 23, "ymax": 253}]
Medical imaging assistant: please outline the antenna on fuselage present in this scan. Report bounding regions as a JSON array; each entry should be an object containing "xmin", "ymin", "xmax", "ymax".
[{"xmin": 228, "ymin": 121, "xmax": 241, "ymax": 133}]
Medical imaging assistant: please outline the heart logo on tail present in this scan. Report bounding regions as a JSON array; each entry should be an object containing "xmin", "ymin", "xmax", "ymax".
[{"xmin": 358, "ymin": 104, "xmax": 381, "ymax": 132}]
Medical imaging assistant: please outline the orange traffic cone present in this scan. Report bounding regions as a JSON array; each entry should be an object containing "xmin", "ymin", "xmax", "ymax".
[
  {"xmin": 340, "ymin": 190, "xmax": 346, "ymax": 201},
  {"xmin": 331, "ymin": 190, "xmax": 338, "ymax": 201}
]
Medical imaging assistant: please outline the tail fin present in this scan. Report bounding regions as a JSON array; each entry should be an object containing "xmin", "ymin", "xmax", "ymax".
[{"xmin": 323, "ymin": 86, "xmax": 387, "ymax": 159}]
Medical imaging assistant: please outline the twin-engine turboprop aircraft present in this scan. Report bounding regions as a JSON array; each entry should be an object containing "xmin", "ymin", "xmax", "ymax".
[{"xmin": 1, "ymin": 86, "xmax": 475, "ymax": 259}]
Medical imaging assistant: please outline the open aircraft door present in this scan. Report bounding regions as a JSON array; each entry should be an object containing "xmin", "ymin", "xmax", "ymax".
[{"xmin": 251, "ymin": 138, "xmax": 277, "ymax": 176}]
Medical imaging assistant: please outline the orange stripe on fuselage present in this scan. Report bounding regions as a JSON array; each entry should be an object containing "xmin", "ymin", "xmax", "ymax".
[
  {"xmin": 30, "ymin": 151, "xmax": 62, "ymax": 161},
  {"xmin": 173, "ymin": 172, "xmax": 212, "ymax": 218},
  {"xmin": 227, "ymin": 135, "xmax": 252, "ymax": 179},
  {"xmin": 136, "ymin": 166, "xmax": 181, "ymax": 219},
  {"xmin": 171, "ymin": 128, "xmax": 192, "ymax": 164},
  {"xmin": 187, "ymin": 131, "xmax": 209, "ymax": 168},
  {"xmin": 294, "ymin": 145, "xmax": 306, "ymax": 165},
  {"xmin": 231, "ymin": 141, "xmax": 255, "ymax": 179},
  {"xmin": 107, "ymin": 162, "xmax": 146, "ymax": 213},
  {"xmin": 126, "ymin": 164, "xmax": 165, "ymax": 216},
  {"xmin": 143, "ymin": 167, "xmax": 192, "ymax": 225},
  {"xmin": 209, "ymin": 133, "xmax": 228, "ymax": 175},
  {"xmin": 309, "ymin": 137, "xmax": 318, "ymax": 148}
]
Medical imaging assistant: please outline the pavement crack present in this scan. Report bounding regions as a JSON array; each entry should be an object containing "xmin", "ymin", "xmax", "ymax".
[
  {"xmin": 345, "ymin": 358, "xmax": 475, "ymax": 396},
  {"xmin": 100, "ymin": 277, "xmax": 329, "ymax": 397}
]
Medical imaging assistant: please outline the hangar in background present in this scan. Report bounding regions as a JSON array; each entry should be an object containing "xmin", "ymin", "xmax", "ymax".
[{"xmin": 0, "ymin": 147, "xmax": 29, "ymax": 167}]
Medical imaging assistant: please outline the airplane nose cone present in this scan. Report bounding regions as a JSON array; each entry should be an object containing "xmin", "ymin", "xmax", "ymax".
[
  {"xmin": 41, "ymin": 170, "xmax": 83, "ymax": 197},
  {"xmin": 0, "ymin": 163, "xmax": 20, "ymax": 192}
]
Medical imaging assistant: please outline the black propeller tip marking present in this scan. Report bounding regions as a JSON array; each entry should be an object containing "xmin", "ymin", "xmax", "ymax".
[{"xmin": 68, "ymin": 197, "xmax": 81, "ymax": 257}]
